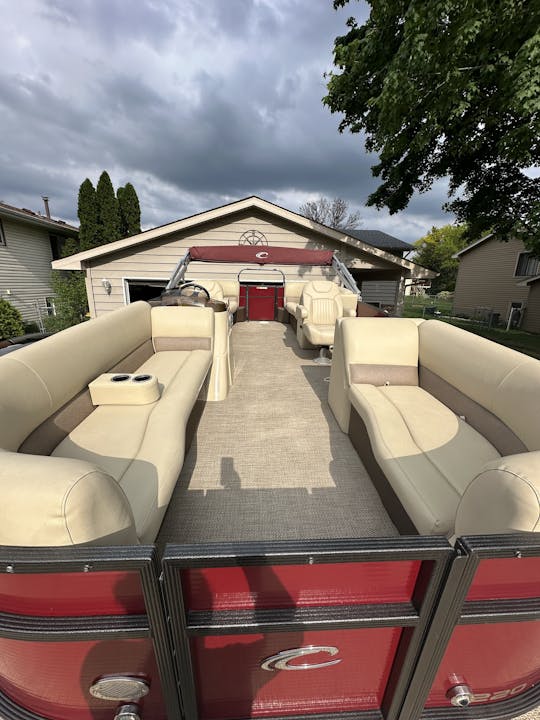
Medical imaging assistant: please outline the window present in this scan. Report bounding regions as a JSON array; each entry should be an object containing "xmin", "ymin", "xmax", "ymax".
[
  {"xmin": 515, "ymin": 251, "xmax": 540, "ymax": 277},
  {"xmin": 45, "ymin": 297, "xmax": 56, "ymax": 316},
  {"xmin": 0, "ymin": 219, "xmax": 6, "ymax": 246}
]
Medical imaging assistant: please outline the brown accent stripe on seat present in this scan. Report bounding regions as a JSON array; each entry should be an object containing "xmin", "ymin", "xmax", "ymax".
[
  {"xmin": 153, "ymin": 337, "xmax": 211, "ymax": 351},
  {"xmin": 19, "ymin": 339, "xmax": 155, "ymax": 456},
  {"xmin": 419, "ymin": 365, "xmax": 528, "ymax": 456},
  {"xmin": 349, "ymin": 364, "xmax": 418, "ymax": 386}
]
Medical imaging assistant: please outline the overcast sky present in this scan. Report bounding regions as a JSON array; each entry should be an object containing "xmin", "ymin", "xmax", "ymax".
[{"xmin": 0, "ymin": 0, "xmax": 453, "ymax": 244}]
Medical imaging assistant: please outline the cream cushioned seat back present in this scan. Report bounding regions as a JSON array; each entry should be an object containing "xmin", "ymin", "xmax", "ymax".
[
  {"xmin": 191, "ymin": 279, "xmax": 224, "ymax": 301},
  {"xmin": 0, "ymin": 301, "xmax": 152, "ymax": 452},
  {"xmin": 418, "ymin": 320, "xmax": 540, "ymax": 452},
  {"xmin": 329, "ymin": 317, "xmax": 420, "ymax": 432},
  {"xmin": 301, "ymin": 281, "xmax": 343, "ymax": 327}
]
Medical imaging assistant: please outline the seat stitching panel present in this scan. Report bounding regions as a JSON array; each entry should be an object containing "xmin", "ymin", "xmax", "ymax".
[
  {"xmin": 352, "ymin": 388, "xmax": 443, "ymax": 528},
  {"xmin": 9, "ymin": 357, "xmax": 53, "ymax": 408},
  {"xmin": 381, "ymin": 390, "xmax": 462, "ymax": 500}
]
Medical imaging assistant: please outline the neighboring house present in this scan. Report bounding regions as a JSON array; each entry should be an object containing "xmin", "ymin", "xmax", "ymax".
[
  {"xmin": 346, "ymin": 229, "xmax": 428, "ymax": 302},
  {"xmin": 0, "ymin": 201, "xmax": 78, "ymax": 327},
  {"xmin": 52, "ymin": 196, "xmax": 435, "ymax": 317},
  {"xmin": 453, "ymin": 234, "xmax": 540, "ymax": 333}
]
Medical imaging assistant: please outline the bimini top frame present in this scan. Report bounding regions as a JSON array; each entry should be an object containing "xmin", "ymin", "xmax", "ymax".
[{"xmin": 165, "ymin": 245, "xmax": 362, "ymax": 298}]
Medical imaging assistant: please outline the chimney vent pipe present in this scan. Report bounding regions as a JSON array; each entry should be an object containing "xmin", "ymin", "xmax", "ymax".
[{"xmin": 42, "ymin": 196, "xmax": 50, "ymax": 218}]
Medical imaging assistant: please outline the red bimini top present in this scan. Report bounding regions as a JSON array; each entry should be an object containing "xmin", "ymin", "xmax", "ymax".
[{"xmin": 189, "ymin": 246, "xmax": 334, "ymax": 266}]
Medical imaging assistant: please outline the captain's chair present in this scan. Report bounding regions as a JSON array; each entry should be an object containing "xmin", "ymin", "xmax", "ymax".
[{"xmin": 295, "ymin": 281, "xmax": 355, "ymax": 363}]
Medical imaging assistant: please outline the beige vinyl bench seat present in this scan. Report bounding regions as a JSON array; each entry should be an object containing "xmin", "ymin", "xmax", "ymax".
[
  {"xmin": 330, "ymin": 317, "xmax": 540, "ymax": 539},
  {"xmin": 0, "ymin": 301, "xmax": 214, "ymax": 547},
  {"xmin": 349, "ymin": 384, "xmax": 500, "ymax": 535}
]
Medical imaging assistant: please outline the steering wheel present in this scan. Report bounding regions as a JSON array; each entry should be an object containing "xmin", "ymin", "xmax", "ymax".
[{"xmin": 165, "ymin": 281, "xmax": 211, "ymax": 307}]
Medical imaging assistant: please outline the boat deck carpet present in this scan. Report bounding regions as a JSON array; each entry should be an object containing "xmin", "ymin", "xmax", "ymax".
[{"xmin": 157, "ymin": 321, "xmax": 398, "ymax": 545}]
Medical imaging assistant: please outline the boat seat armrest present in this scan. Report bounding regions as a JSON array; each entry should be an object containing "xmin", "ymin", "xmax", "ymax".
[
  {"xmin": 455, "ymin": 451, "xmax": 540, "ymax": 536},
  {"xmin": 0, "ymin": 451, "xmax": 138, "ymax": 546},
  {"xmin": 295, "ymin": 305, "xmax": 308, "ymax": 321}
]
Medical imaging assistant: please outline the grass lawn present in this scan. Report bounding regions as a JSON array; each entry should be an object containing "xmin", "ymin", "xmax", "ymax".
[{"xmin": 403, "ymin": 296, "xmax": 540, "ymax": 360}]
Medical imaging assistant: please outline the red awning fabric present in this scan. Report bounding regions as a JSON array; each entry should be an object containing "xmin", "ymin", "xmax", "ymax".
[{"xmin": 189, "ymin": 246, "xmax": 334, "ymax": 266}]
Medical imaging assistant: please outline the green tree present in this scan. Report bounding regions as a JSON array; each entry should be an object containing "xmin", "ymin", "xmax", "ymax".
[
  {"xmin": 117, "ymin": 182, "xmax": 141, "ymax": 237},
  {"xmin": 413, "ymin": 225, "xmax": 469, "ymax": 293},
  {"xmin": 299, "ymin": 196, "xmax": 361, "ymax": 230},
  {"xmin": 0, "ymin": 298, "xmax": 24, "ymax": 339},
  {"xmin": 325, "ymin": 1, "xmax": 540, "ymax": 255},
  {"xmin": 96, "ymin": 171, "xmax": 121, "ymax": 245},
  {"xmin": 46, "ymin": 239, "xmax": 88, "ymax": 332},
  {"xmin": 77, "ymin": 178, "xmax": 99, "ymax": 251}
]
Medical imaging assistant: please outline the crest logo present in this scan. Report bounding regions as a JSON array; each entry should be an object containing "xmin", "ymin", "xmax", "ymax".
[
  {"xmin": 255, "ymin": 251, "xmax": 269, "ymax": 259},
  {"xmin": 261, "ymin": 646, "xmax": 341, "ymax": 671}
]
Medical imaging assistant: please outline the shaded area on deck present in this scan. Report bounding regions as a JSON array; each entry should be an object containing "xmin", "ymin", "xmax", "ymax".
[{"xmin": 157, "ymin": 322, "xmax": 397, "ymax": 545}]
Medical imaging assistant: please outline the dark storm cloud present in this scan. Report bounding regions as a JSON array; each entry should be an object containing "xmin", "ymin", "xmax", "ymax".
[{"xmin": 0, "ymin": 0, "xmax": 450, "ymax": 242}]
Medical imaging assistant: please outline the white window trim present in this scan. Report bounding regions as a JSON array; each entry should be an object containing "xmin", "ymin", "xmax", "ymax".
[{"xmin": 0, "ymin": 218, "xmax": 6, "ymax": 247}]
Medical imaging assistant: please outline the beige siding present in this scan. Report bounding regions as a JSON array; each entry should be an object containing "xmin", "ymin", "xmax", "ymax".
[
  {"xmin": 0, "ymin": 218, "xmax": 55, "ymax": 323},
  {"xmin": 88, "ymin": 210, "xmax": 396, "ymax": 316},
  {"xmin": 523, "ymin": 282, "xmax": 540, "ymax": 333},
  {"xmin": 453, "ymin": 236, "xmax": 530, "ymax": 322}
]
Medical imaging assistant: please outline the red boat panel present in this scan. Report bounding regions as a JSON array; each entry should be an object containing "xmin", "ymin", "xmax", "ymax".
[
  {"xmin": 189, "ymin": 246, "xmax": 334, "ymax": 266},
  {"xmin": 246, "ymin": 285, "xmax": 277, "ymax": 321},
  {"xmin": 466, "ymin": 557, "xmax": 540, "ymax": 600},
  {"xmin": 192, "ymin": 627, "xmax": 402, "ymax": 719},
  {"xmin": 182, "ymin": 561, "xmax": 421, "ymax": 611},
  {"xmin": 426, "ymin": 621, "xmax": 540, "ymax": 707},
  {"xmin": 0, "ymin": 637, "xmax": 166, "ymax": 720},
  {"xmin": 0, "ymin": 571, "xmax": 145, "ymax": 616}
]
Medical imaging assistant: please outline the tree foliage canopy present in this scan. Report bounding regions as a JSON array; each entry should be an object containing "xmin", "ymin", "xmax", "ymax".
[
  {"xmin": 0, "ymin": 299, "xmax": 24, "ymax": 339},
  {"xmin": 299, "ymin": 196, "xmax": 361, "ymax": 230},
  {"xmin": 77, "ymin": 178, "xmax": 99, "ymax": 251},
  {"xmin": 96, "ymin": 171, "xmax": 122, "ymax": 246},
  {"xmin": 325, "ymin": 0, "xmax": 540, "ymax": 255},
  {"xmin": 117, "ymin": 182, "xmax": 141, "ymax": 237},
  {"xmin": 413, "ymin": 224, "xmax": 468, "ymax": 293}
]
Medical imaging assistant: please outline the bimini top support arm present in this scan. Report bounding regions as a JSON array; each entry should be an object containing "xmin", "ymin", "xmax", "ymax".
[
  {"xmin": 166, "ymin": 250, "xmax": 191, "ymax": 290},
  {"xmin": 332, "ymin": 255, "xmax": 362, "ymax": 299}
]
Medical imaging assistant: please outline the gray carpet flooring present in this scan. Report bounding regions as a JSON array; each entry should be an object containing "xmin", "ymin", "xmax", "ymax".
[{"xmin": 157, "ymin": 321, "xmax": 397, "ymax": 545}]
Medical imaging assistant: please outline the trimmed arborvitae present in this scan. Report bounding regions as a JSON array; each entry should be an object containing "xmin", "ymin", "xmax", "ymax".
[
  {"xmin": 0, "ymin": 298, "xmax": 24, "ymax": 339},
  {"xmin": 96, "ymin": 171, "xmax": 121, "ymax": 245},
  {"xmin": 117, "ymin": 182, "xmax": 141, "ymax": 238},
  {"xmin": 77, "ymin": 178, "xmax": 98, "ymax": 251}
]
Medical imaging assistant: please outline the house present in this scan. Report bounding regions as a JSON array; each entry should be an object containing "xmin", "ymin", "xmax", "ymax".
[
  {"xmin": 453, "ymin": 234, "xmax": 540, "ymax": 332},
  {"xmin": 0, "ymin": 200, "xmax": 78, "ymax": 327},
  {"xmin": 52, "ymin": 196, "xmax": 434, "ymax": 317}
]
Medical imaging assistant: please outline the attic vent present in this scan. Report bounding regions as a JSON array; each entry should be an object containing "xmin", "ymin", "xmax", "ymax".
[{"xmin": 239, "ymin": 229, "xmax": 268, "ymax": 246}]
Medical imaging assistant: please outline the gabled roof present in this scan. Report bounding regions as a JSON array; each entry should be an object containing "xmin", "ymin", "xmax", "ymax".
[
  {"xmin": 347, "ymin": 229, "xmax": 413, "ymax": 252},
  {"xmin": 0, "ymin": 201, "xmax": 78, "ymax": 235},
  {"xmin": 52, "ymin": 195, "xmax": 435, "ymax": 277},
  {"xmin": 453, "ymin": 233, "xmax": 494, "ymax": 258}
]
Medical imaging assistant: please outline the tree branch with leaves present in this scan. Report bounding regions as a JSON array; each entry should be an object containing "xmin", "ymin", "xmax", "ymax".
[{"xmin": 325, "ymin": 0, "xmax": 540, "ymax": 255}]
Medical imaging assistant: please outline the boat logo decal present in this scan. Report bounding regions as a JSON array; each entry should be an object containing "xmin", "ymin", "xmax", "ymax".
[
  {"xmin": 255, "ymin": 251, "xmax": 269, "ymax": 259},
  {"xmin": 261, "ymin": 646, "xmax": 341, "ymax": 671}
]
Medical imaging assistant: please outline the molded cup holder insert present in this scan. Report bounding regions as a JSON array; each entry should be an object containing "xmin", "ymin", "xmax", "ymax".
[
  {"xmin": 111, "ymin": 374, "xmax": 130, "ymax": 382},
  {"xmin": 133, "ymin": 374, "xmax": 152, "ymax": 383}
]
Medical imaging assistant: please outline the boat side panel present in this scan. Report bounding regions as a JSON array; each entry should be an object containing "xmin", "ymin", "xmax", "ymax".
[
  {"xmin": 425, "ymin": 621, "xmax": 540, "ymax": 708},
  {"xmin": 192, "ymin": 627, "xmax": 403, "ymax": 719},
  {"xmin": 466, "ymin": 557, "xmax": 540, "ymax": 600},
  {"xmin": 0, "ymin": 570, "xmax": 145, "ymax": 616},
  {"xmin": 182, "ymin": 561, "xmax": 421, "ymax": 611},
  {"xmin": 0, "ymin": 636, "xmax": 167, "ymax": 720}
]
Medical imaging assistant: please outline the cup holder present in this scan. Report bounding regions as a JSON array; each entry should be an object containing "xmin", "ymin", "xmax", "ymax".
[
  {"xmin": 133, "ymin": 374, "xmax": 152, "ymax": 383},
  {"xmin": 111, "ymin": 374, "xmax": 130, "ymax": 382}
]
